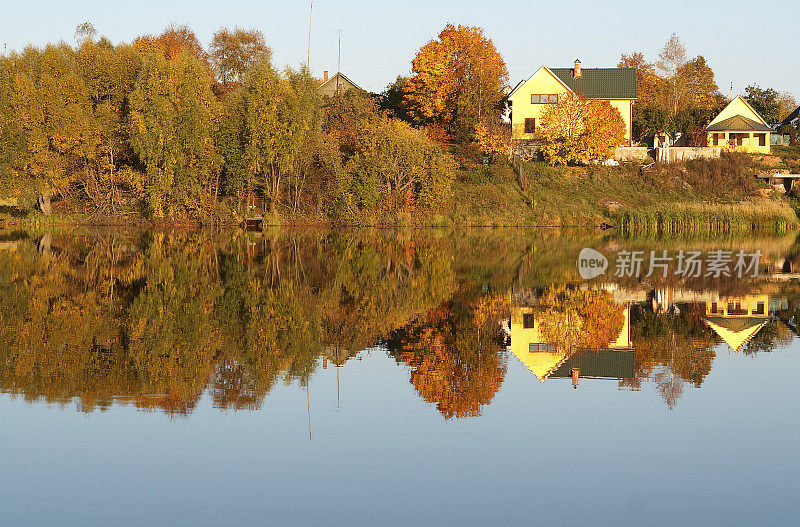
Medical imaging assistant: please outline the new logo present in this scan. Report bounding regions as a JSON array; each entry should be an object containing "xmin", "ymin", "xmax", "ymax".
[{"xmin": 577, "ymin": 248, "xmax": 608, "ymax": 279}]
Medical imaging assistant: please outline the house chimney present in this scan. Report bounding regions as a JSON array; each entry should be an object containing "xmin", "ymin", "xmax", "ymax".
[
  {"xmin": 324, "ymin": 70, "xmax": 329, "ymax": 82},
  {"xmin": 574, "ymin": 59, "xmax": 581, "ymax": 78}
]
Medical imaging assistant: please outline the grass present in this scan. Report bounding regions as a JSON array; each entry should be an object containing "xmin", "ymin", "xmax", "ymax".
[
  {"xmin": 611, "ymin": 202, "xmax": 799, "ymax": 235},
  {"xmin": 449, "ymin": 152, "xmax": 800, "ymax": 232}
]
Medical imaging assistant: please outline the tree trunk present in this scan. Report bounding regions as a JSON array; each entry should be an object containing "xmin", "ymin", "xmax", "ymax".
[{"xmin": 38, "ymin": 190, "xmax": 53, "ymax": 215}]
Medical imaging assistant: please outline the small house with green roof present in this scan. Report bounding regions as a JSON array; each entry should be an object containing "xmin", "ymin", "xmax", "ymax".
[
  {"xmin": 706, "ymin": 96, "xmax": 771, "ymax": 153},
  {"xmin": 508, "ymin": 60, "xmax": 637, "ymax": 144}
]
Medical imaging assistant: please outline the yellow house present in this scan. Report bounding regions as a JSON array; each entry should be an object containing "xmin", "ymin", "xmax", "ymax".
[
  {"xmin": 703, "ymin": 295, "xmax": 770, "ymax": 351},
  {"xmin": 508, "ymin": 60, "xmax": 637, "ymax": 143},
  {"xmin": 705, "ymin": 96, "xmax": 771, "ymax": 154}
]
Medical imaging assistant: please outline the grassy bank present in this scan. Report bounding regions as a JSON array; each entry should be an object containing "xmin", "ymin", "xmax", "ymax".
[
  {"xmin": 2, "ymin": 152, "xmax": 799, "ymax": 233},
  {"xmin": 449, "ymin": 152, "xmax": 800, "ymax": 233}
]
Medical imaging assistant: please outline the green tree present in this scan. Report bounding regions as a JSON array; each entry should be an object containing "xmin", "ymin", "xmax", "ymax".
[
  {"xmin": 745, "ymin": 84, "xmax": 782, "ymax": 125},
  {"xmin": 129, "ymin": 47, "xmax": 221, "ymax": 217}
]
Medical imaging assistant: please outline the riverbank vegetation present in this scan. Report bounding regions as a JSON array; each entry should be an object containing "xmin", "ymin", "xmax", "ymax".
[
  {"xmin": 0, "ymin": 24, "xmax": 455, "ymax": 224},
  {"xmin": 1, "ymin": 24, "xmax": 799, "ymax": 231}
]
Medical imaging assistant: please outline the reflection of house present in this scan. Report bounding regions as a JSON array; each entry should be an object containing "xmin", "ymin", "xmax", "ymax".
[
  {"xmin": 550, "ymin": 349, "xmax": 635, "ymax": 380},
  {"xmin": 703, "ymin": 295, "xmax": 770, "ymax": 351},
  {"xmin": 705, "ymin": 96, "xmax": 771, "ymax": 153},
  {"xmin": 508, "ymin": 60, "xmax": 637, "ymax": 143},
  {"xmin": 505, "ymin": 303, "xmax": 632, "ymax": 383},
  {"xmin": 317, "ymin": 70, "xmax": 363, "ymax": 97}
]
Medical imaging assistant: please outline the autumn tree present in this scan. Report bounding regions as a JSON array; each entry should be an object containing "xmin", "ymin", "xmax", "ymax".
[
  {"xmin": 539, "ymin": 286, "xmax": 625, "ymax": 351},
  {"xmin": 74, "ymin": 21, "xmax": 97, "ymax": 44},
  {"xmin": 210, "ymin": 27, "xmax": 271, "ymax": 91},
  {"xmin": 538, "ymin": 95, "xmax": 625, "ymax": 164},
  {"xmin": 387, "ymin": 294, "xmax": 508, "ymax": 420},
  {"xmin": 132, "ymin": 24, "xmax": 208, "ymax": 63},
  {"xmin": 233, "ymin": 62, "xmax": 324, "ymax": 214},
  {"xmin": 404, "ymin": 24, "xmax": 508, "ymax": 142},
  {"xmin": 538, "ymin": 93, "xmax": 588, "ymax": 165},
  {"xmin": 582, "ymin": 100, "xmax": 627, "ymax": 161},
  {"xmin": 621, "ymin": 37, "xmax": 723, "ymax": 141},
  {"xmin": 679, "ymin": 56, "xmax": 719, "ymax": 111},
  {"xmin": 474, "ymin": 118, "xmax": 512, "ymax": 158},
  {"xmin": 657, "ymin": 33, "xmax": 688, "ymax": 118},
  {"xmin": 129, "ymin": 47, "xmax": 221, "ymax": 217},
  {"xmin": 4, "ymin": 44, "xmax": 101, "ymax": 213}
]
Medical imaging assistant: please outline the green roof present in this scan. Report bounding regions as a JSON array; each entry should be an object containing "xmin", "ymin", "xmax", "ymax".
[
  {"xmin": 549, "ymin": 68, "xmax": 637, "ymax": 99},
  {"xmin": 550, "ymin": 349, "xmax": 635, "ymax": 380},
  {"xmin": 706, "ymin": 115, "xmax": 772, "ymax": 132}
]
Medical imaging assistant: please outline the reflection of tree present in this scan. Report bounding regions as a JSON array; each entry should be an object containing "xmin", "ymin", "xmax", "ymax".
[
  {"xmin": 387, "ymin": 292, "xmax": 508, "ymax": 419},
  {"xmin": 742, "ymin": 319, "xmax": 794, "ymax": 356},
  {"xmin": 538, "ymin": 286, "xmax": 625, "ymax": 352},
  {"xmin": 0, "ymin": 229, "xmax": 458, "ymax": 415},
  {"xmin": 624, "ymin": 306, "xmax": 717, "ymax": 409}
]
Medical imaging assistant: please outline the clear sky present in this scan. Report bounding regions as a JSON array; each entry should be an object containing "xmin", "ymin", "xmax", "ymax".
[{"xmin": 2, "ymin": 0, "xmax": 798, "ymax": 100}]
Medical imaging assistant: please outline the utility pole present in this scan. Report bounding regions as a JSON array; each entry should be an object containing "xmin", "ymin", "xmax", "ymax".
[{"xmin": 306, "ymin": 2, "xmax": 313, "ymax": 69}]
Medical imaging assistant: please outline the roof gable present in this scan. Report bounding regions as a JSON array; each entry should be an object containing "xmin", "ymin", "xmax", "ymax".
[
  {"xmin": 549, "ymin": 68, "xmax": 637, "ymax": 99},
  {"xmin": 508, "ymin": 66, "xmax": 573, "ymax": 100},
  {"xmin": 317, "ymin": 72, "xmax": 362, "ymax": 93},
  {"xmin": 707, "ymin": 96, "xmax": 769, "ymax": 129}
]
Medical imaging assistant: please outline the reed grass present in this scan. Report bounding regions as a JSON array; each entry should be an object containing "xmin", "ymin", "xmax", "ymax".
[{"xmin": 611, "ymin": 201, "xmax": 799, "ymax": 235}]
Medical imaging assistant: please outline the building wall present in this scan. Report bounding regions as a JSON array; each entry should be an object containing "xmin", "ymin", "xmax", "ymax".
[
  {"xmin": 706, "ymin": 131, "xmax": 771, "ymax": 154},
  {"xmin": 510, "ymin": 67, "xmax": 633, "ymax": 144},
  {"xmin": 510, "ymin": 68, "xmax": 570, "ymax": 140}
]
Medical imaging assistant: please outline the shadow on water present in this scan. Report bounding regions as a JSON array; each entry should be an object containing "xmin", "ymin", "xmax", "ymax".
[{"xmin": 0, "ymin": 226, "xmax": 799, "ymax": 416}]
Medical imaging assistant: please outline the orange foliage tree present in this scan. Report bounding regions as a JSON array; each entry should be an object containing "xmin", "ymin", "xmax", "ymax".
[
  {"xmin": 403, "ymin": 24, "xmax": 508, "ymax": 142},
  {"xmin": 388, "ymin": 294, "xmax": 507, "ymax": 419},
  {"xmin": 582, "ymin": 100, "xmax": 627, "ymax": 161}
]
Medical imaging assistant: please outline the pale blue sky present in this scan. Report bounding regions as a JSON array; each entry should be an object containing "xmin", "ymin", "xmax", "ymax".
[{"xmin": 2, "ymin": 0, "xmax": 798, "ymax": 99}]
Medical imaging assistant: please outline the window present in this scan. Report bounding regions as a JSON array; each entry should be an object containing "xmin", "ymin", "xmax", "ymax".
[
  {"xmin": 524, "ymin": 118, "xmax": 536, "ymax": 134},
  {"xmin": 529, "ymin": 343, "xmax": 557, "ymax": 353},
  {"xmin": 756, "ymin": 133, "xmax": 766, "ymax": 147},
  {"xmin": 531, "ymin": 94, "xmax": 558, "ymax": 104},
  {"xmin": 712, "ymin": 133, "xmax": 720, "ymax": 146},
  {"xmin": 754, "ymin": 302, "xmax": 765, "ymax": 315},
  {"xmin": 522, "ymin": 313, "xmax": 535, "ymax": 328},
  {"xmin": 710, "ymin": 302, "xmax": 718, "ymax": 313}
]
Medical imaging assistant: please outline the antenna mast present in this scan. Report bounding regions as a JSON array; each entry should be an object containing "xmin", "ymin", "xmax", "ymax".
[
  {"xmin": 306, "ymin": 2, "xmax": 313, "ymax": 69},
  {"xmin": 332, "ymin": 29, "xmax": 343, "ymax": 92}
]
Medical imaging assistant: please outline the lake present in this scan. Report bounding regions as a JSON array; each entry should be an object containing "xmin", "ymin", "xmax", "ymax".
[{"xmin": 1, "ymin": 228, "xmax": 799, "ymax": 526}]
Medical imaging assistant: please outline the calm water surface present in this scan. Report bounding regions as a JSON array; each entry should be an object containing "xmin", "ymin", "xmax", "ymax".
[{"xmin": 1, "ymin": 228, "xmax": 798, "ymax": 526}]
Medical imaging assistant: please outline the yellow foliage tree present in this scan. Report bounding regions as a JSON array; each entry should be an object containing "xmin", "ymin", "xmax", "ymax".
[
  {"xmin": 538, "ymin": 93, "xmax": 588, "ymax": 165},
  {"xmin": 474, "ymin": 120, "xmax": 511, "ymax": 159},
  {"xmin": 539, "ymin": 95, "xmax": 625, "ymax": 165}
]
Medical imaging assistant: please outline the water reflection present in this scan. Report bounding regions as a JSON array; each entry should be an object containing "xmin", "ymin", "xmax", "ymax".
[{"xmin": 1, "ymin": 228, "xmax": 799, "ymax": 416}]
